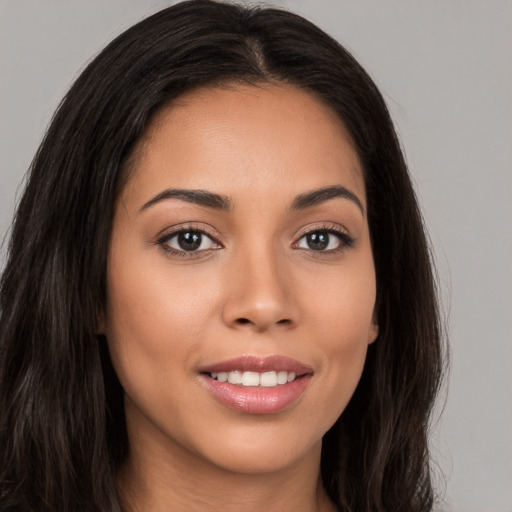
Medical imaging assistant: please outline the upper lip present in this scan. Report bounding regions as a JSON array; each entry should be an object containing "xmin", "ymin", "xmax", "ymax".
[{"xmin": 199, "ymin": 355, "xmax": 313, "ymax": 375}]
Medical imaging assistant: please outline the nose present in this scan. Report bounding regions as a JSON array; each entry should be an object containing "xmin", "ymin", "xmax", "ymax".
[{"xmin": 221, "ymin": 244, "xmax": 297, "ymax": 333}]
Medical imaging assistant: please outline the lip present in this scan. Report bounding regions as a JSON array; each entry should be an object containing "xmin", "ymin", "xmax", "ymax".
[
  {"xmin": 199, "ymin": 355, "xmax": 313, "ymax": 415},
  {"xmin": 200, "ymin": 355, "xmax": 313, "ymax": 375}
]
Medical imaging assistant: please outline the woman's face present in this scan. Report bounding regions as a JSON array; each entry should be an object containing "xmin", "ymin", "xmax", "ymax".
[{"xmin": 105, "ymin": 83, "xmax": 378, "ymax": 475}]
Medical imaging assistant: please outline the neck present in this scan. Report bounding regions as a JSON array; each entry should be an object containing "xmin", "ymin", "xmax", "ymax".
[{"xmin": 117, "ymin": 430, "xmax": 335, "ymax": 512}]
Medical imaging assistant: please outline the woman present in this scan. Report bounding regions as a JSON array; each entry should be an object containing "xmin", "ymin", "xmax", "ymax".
[{"xmin": 0, "ymin": 1, "xmax": 444, "ymax": 511}]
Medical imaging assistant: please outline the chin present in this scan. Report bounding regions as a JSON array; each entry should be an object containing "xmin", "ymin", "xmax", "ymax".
[
  {"xmin": 206, "ymin": 441, "xmax": 319, "ymax": 475},
  {"xmin": 186, "ymin": 418, "xmax": 326, "ymax": 475}
]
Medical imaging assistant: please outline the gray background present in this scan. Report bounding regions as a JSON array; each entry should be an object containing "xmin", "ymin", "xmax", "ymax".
[{"xmin": 1, "ymin": 1, "xmax": 511, "ymax": 510}]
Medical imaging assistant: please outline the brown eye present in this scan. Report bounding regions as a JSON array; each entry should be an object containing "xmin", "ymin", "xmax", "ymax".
[
  {"xmin": 296, "ymin": 229, "xmax": 354, "ymax": 252},
  {"xmin": 305, "ymin": 232, "xmax": 330, "ymax": 250},
  {"xmin": 161, "ymin": 229, "xmax": 219, "ymax": 253},
  {"xmin": 177, "ymin": 231, "xmax": 202, "ymax": 251}
]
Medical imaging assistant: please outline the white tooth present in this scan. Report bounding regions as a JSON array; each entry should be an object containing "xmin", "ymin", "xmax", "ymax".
[
  {"xmin": 260, "ymin": 371, "xmax": 278, "ymax": 387},
  {"xmin": 277, "ymin": 371, "xmax": 288, "ymax": 385},
  {"xmin": 217, "ymin": 372, "xmax": 228, "ymax": 382},
  {"xmin": 228, "ymin": 371, "xmax": 242, "ymax": 384},
  {"xmin": 241, "ymin": 371, "xmax": 260, "ymax": 386},
  {"xmin": 211, "ymin": 372, "xmax": 218, "ymax": 379},
  {"xmin": 287, "ymin": 372, "xmax": 296, "ymax": 383}
]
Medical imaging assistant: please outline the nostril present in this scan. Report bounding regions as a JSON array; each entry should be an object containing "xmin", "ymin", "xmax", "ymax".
[{"xmin": 230, "ymin": 316, "xmax": 294, "ymax": 330}]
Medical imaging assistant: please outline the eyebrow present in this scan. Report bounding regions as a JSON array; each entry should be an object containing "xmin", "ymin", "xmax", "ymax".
[
  {"xmin": 140, "ymin": 185, "xmax": 364, "ymax": 215},
  {"xmin": 290, "ymin": 185, "xmax": 365, "ymax": 215},
  {"xmin": 140, "ymin": 188, "xmax": 233, "ymax": 212}
]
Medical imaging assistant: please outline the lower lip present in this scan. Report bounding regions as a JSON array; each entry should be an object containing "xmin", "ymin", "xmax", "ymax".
[{"xmin": 201, "ymin": 374, "xmax": 312, "ymax": 414}]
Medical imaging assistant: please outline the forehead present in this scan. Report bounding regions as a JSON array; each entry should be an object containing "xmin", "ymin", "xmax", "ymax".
[{"xmin": 122, "ymin": 83, "xmax": 366, "ymax": 210}]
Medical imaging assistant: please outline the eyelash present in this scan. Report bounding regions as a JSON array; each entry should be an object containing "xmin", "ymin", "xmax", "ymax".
[
  {"xmin": 294, "ymin": 224, "xmax": 355, "ymax": 255},
  {"xmin": 155, "ymin": 224, "xmax": 221, "ymax": 258},
  {"xmin": 155, "ymin": 224, "xmax": 355, "ymax": 258}
]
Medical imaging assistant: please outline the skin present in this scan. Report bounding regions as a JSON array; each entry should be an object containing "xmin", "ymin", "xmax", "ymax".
[{"xmin": 105, "ymin": 83, "xmax": 378, "ymax": 512}]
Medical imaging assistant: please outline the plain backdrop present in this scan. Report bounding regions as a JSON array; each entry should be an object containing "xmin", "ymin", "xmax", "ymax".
[{"xmin": 1, "ymin": 1, "xmax": 511, "ymax": 511}]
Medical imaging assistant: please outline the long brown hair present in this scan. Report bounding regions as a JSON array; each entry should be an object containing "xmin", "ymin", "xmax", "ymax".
[{"xmin": 0, "ymin": 1, "xmax": 445, "ymax": 510}]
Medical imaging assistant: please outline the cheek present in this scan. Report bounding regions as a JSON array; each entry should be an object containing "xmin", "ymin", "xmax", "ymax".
[
  {"xmin": 103, "ymin": 257, "xmax": 216, "ymax": 438},
  {"xmin": 104, "ymin": 250, "xmax": 223, "ymax": 383},
  {"xmin": 305, "ymin": 254, "xmax": 377, "ymax": 344},
  {"xmin": 312, "ymin": 322, "xmax": 370, "ymax": 432},
  {"xmin": 303, "ymin": 259, "xmax": 376, "ymax": 422}
]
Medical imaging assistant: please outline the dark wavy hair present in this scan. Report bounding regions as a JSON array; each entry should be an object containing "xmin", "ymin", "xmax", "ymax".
[{"xmin": 0, "ymin": 1, "xmax": 445, "ymax": 511}]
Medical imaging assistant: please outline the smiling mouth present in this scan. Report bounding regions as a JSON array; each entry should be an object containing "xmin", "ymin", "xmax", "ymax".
[
  {"xmin": 199, "ymin": 355, "xmax": 312, "ymax": 414},
  {"xmin": 208, "ymin": 370, "xmax": 297, "ymax": 387}
]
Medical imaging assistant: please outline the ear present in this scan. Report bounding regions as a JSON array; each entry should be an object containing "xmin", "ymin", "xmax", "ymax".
[
  {"xmin": 368, "ymin": 311, "xmax": 379, "ymax": 344},
  {"xmin": 368, "ymin": 321, "xmax": 379, "ymax": 344}
]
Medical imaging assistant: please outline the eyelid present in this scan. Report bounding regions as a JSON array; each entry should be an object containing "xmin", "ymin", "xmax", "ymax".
[
  {"xmin": 293, "ymin": 222, "xmax": 352, "ymax": 241},
  {"xmin": 155, "ymin": 223, "xmax": 220, "ymax": 243},
  {"xmin": 155, "ymin": 223, "xmax": 223, "ymax": 256},
  {"xmin": 292, "ymin": 222, "xmax": 355, "ymax": 252}
]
